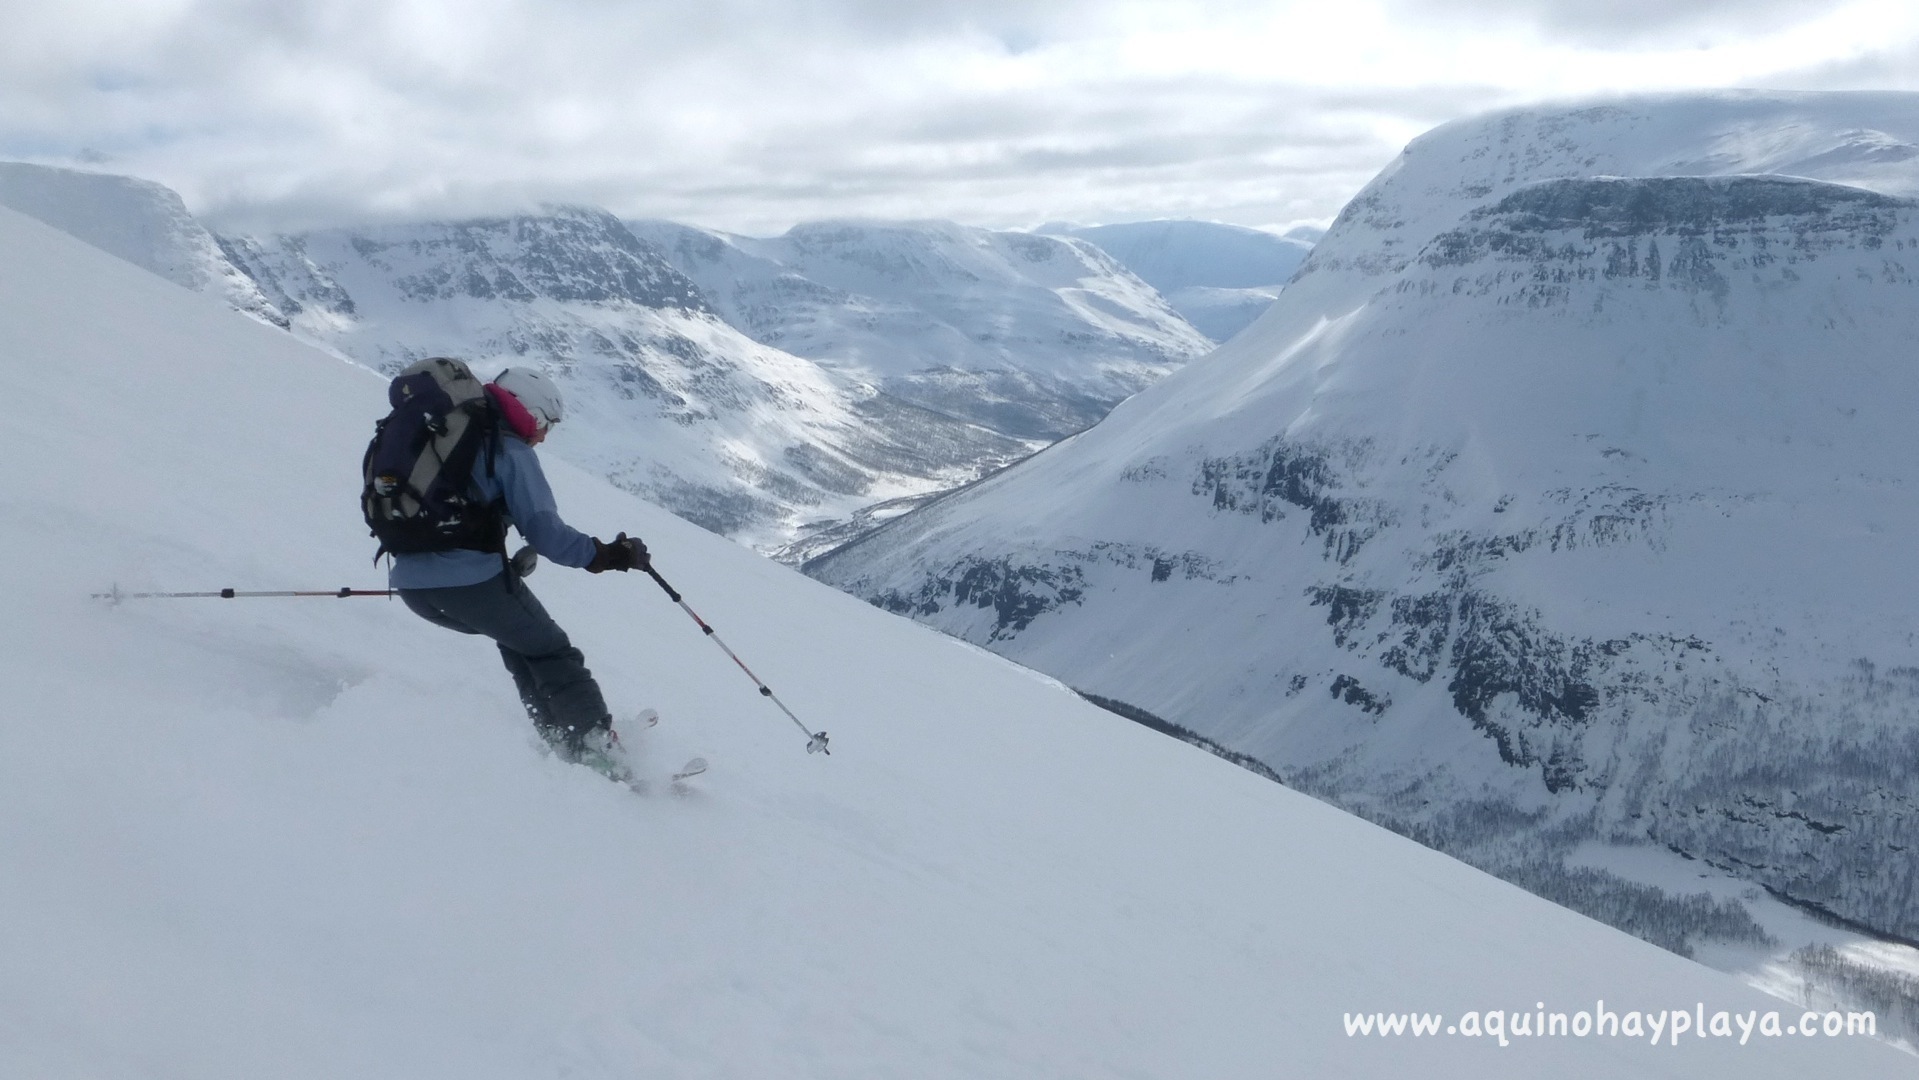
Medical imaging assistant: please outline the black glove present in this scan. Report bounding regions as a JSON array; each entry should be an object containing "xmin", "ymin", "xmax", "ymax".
[{"xmin": 587, "ymin": 532, "xmax": 649, "ymax": 573}]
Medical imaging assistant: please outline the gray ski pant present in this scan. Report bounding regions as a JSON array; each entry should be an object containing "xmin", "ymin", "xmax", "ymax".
[{"xmin": 399, "ymin": 575, "xmax": 610, "ymax": 740}]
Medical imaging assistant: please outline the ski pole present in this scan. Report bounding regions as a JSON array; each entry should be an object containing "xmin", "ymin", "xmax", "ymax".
[
  {"xmin": 644, "ymin": 565, "xmax": 829, "ymax": 755},
  {"xmin": 93, "ymin": 585, "xmax": 394, "ymax": 603}
]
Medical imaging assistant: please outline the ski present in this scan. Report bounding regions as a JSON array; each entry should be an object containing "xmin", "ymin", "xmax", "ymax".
[
  {"xmin": 626, "ymin": 709, "xmax": 705, "ymax": 783},
  {"xmin": 559, "ymin": 710, "xmax": 705, "ymax": 790}
]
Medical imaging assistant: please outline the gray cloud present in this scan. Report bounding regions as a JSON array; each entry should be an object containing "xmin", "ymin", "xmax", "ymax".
[
  {"xmin": 1381, "ymin": 0, "xmax": 1853, "ymax": 47},
  {"xmin": 0, "ymin": 0, "xmax": 1912, "ymax": 237},
  {"xmin": 1767, "ymin": 38, "xmax": 1919, "ymax": 93}
]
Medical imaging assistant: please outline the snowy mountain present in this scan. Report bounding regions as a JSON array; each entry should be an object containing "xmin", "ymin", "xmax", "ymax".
[
  {"xmin": 15, "ymin": 201, "xmax": 1917, "ymax": 1076},
  {"xmin": 627, "ymin": 218, "xmax": 1214, "ymax": 440},
  {"xmin": 0, "ymin": 162, "xmax": 287, "ymax": 327},
  {"xmin": 0, "ymin": 162, "xmax": 1218, "ymax": 560},
  {"xmin": 806, "ymin": 91, "xmax": 1919, "ymax": 990},
  {"xmin": 1043, "ymin": 219, "xmax": 1318, "ymax": 342},
  {"xmin": 218, "ymin": 208, "xmax": 1038, "ymax": 554}
]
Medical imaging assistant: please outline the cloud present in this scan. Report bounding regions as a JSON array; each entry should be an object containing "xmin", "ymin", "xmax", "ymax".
[
  {"xmin": 1381, "ymin": 0, "xmax": 1852, "ymax": 47},
  {"xmin": 1, "ymin": 0, "xmax": 1915, "ymax": 236}
]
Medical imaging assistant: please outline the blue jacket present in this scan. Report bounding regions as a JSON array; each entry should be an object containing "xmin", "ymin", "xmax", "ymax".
[{"xmin": 389, "ymin": 434, "xmax": 596, "ymax": 590}]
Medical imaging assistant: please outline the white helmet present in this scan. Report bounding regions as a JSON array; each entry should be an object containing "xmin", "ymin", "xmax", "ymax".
[{"xmin": 493, "ymin": 367, "xmax": 565, "ymax": 431}]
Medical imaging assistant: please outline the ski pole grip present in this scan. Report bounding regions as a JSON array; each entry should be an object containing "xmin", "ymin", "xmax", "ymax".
[{"xmin": 646, "ymin": 566, "xmax": 682, "ymax": 603}]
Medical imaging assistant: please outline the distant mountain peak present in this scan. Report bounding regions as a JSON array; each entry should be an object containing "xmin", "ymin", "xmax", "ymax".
[
  {"xmin": 629, "ymin": 217, "xmax": 1212, "ymax": 441},
  {"xmin": 1042, "ymin": 219, "xmax": 1316, "ymax": 341}
]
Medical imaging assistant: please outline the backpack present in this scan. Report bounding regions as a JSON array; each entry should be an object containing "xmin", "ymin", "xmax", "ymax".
[{"xmin": 361, "ymin": 357, "xmax": 507, "ymax": 561}]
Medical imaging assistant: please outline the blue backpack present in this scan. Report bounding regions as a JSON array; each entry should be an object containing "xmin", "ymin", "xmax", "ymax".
[{"xmin": 361, "ymin": 357, "xmax": 506, "ymax": 561}]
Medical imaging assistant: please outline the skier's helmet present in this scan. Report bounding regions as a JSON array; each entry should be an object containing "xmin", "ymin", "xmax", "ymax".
[{"xmin": 493, "ymin": 367, "xmax": 565, "ymax": 431}]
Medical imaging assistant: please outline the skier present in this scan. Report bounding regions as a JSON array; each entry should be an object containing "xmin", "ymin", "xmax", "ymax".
[{"xmin": 385, "ymin": 365, "xmax": 649, "ymax": 771}]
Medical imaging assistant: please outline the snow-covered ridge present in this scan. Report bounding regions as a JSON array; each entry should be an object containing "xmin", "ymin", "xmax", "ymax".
[
  {"xmin": 239, "ymin": 205, "xmax": 709, "ymax": 316},
  {"xmin": 0, "ymin": 162, "xmax": 285, "ymax": 327},
  {"xmin": 1306, "ymin": 90, "xmax": 1919, "ymax": 285},
  {"xmin": 630, "ymin": 217, "xmax": 1214, "ymax": 440},
  {"xmin": 804, "ymin": 92, "xmax": 1919, "ymax": 1006},
  {"xmin": 1041, "ymin": 219, "xmax": 1316, "ymax": 342},
  {"xmin": 12, "ymin": 199, "xmax": 1910, "ymax": 1076}
]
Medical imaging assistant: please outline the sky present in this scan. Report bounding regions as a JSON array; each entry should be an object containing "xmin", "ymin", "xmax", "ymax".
[{"xmin": 4, "ymin": 0, "xmax": 1919, "ymax": 236}]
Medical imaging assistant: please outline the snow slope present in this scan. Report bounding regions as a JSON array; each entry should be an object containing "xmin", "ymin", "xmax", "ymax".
[
  {"xmin": 0, "ymin": 161, "xmax": 286, "ymax": 328},
  {"xmin": 219, "ymin": 208, "xmax": 1036, "ymax": 554},
  {"xmin": 630, "ymin": 218, "xmax": 1214, "ymax": 440},
  {"xmin": 2, "ymin": 202, "xmax": 1908, "ymax": 1076},
  {"xmin": 806, "ymin": 92, "xmax": 1919, "ymax": 963},
  {"xmin": 1045, "ymin": 219, "xmax": 1316, "ymax": 342}
]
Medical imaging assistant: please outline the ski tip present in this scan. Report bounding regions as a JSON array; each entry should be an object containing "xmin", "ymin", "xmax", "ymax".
[
  {"xmin": 670, "ymin": 757, "xmax": 708, "ymax": 782},
  {"xmin": 633, "ymin": 708, "xmax": 660, "ymax": 729}
]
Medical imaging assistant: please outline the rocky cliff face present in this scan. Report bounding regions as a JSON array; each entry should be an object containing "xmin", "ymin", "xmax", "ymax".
[{"xmin": 807, "ymin": 93, "xmax": 1919, "ymax": 948}]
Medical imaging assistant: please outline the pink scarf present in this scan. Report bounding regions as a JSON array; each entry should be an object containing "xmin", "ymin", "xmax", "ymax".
[{"xmin": 486, "ymin": 383, "xmax": 541, "ymax": 441}]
